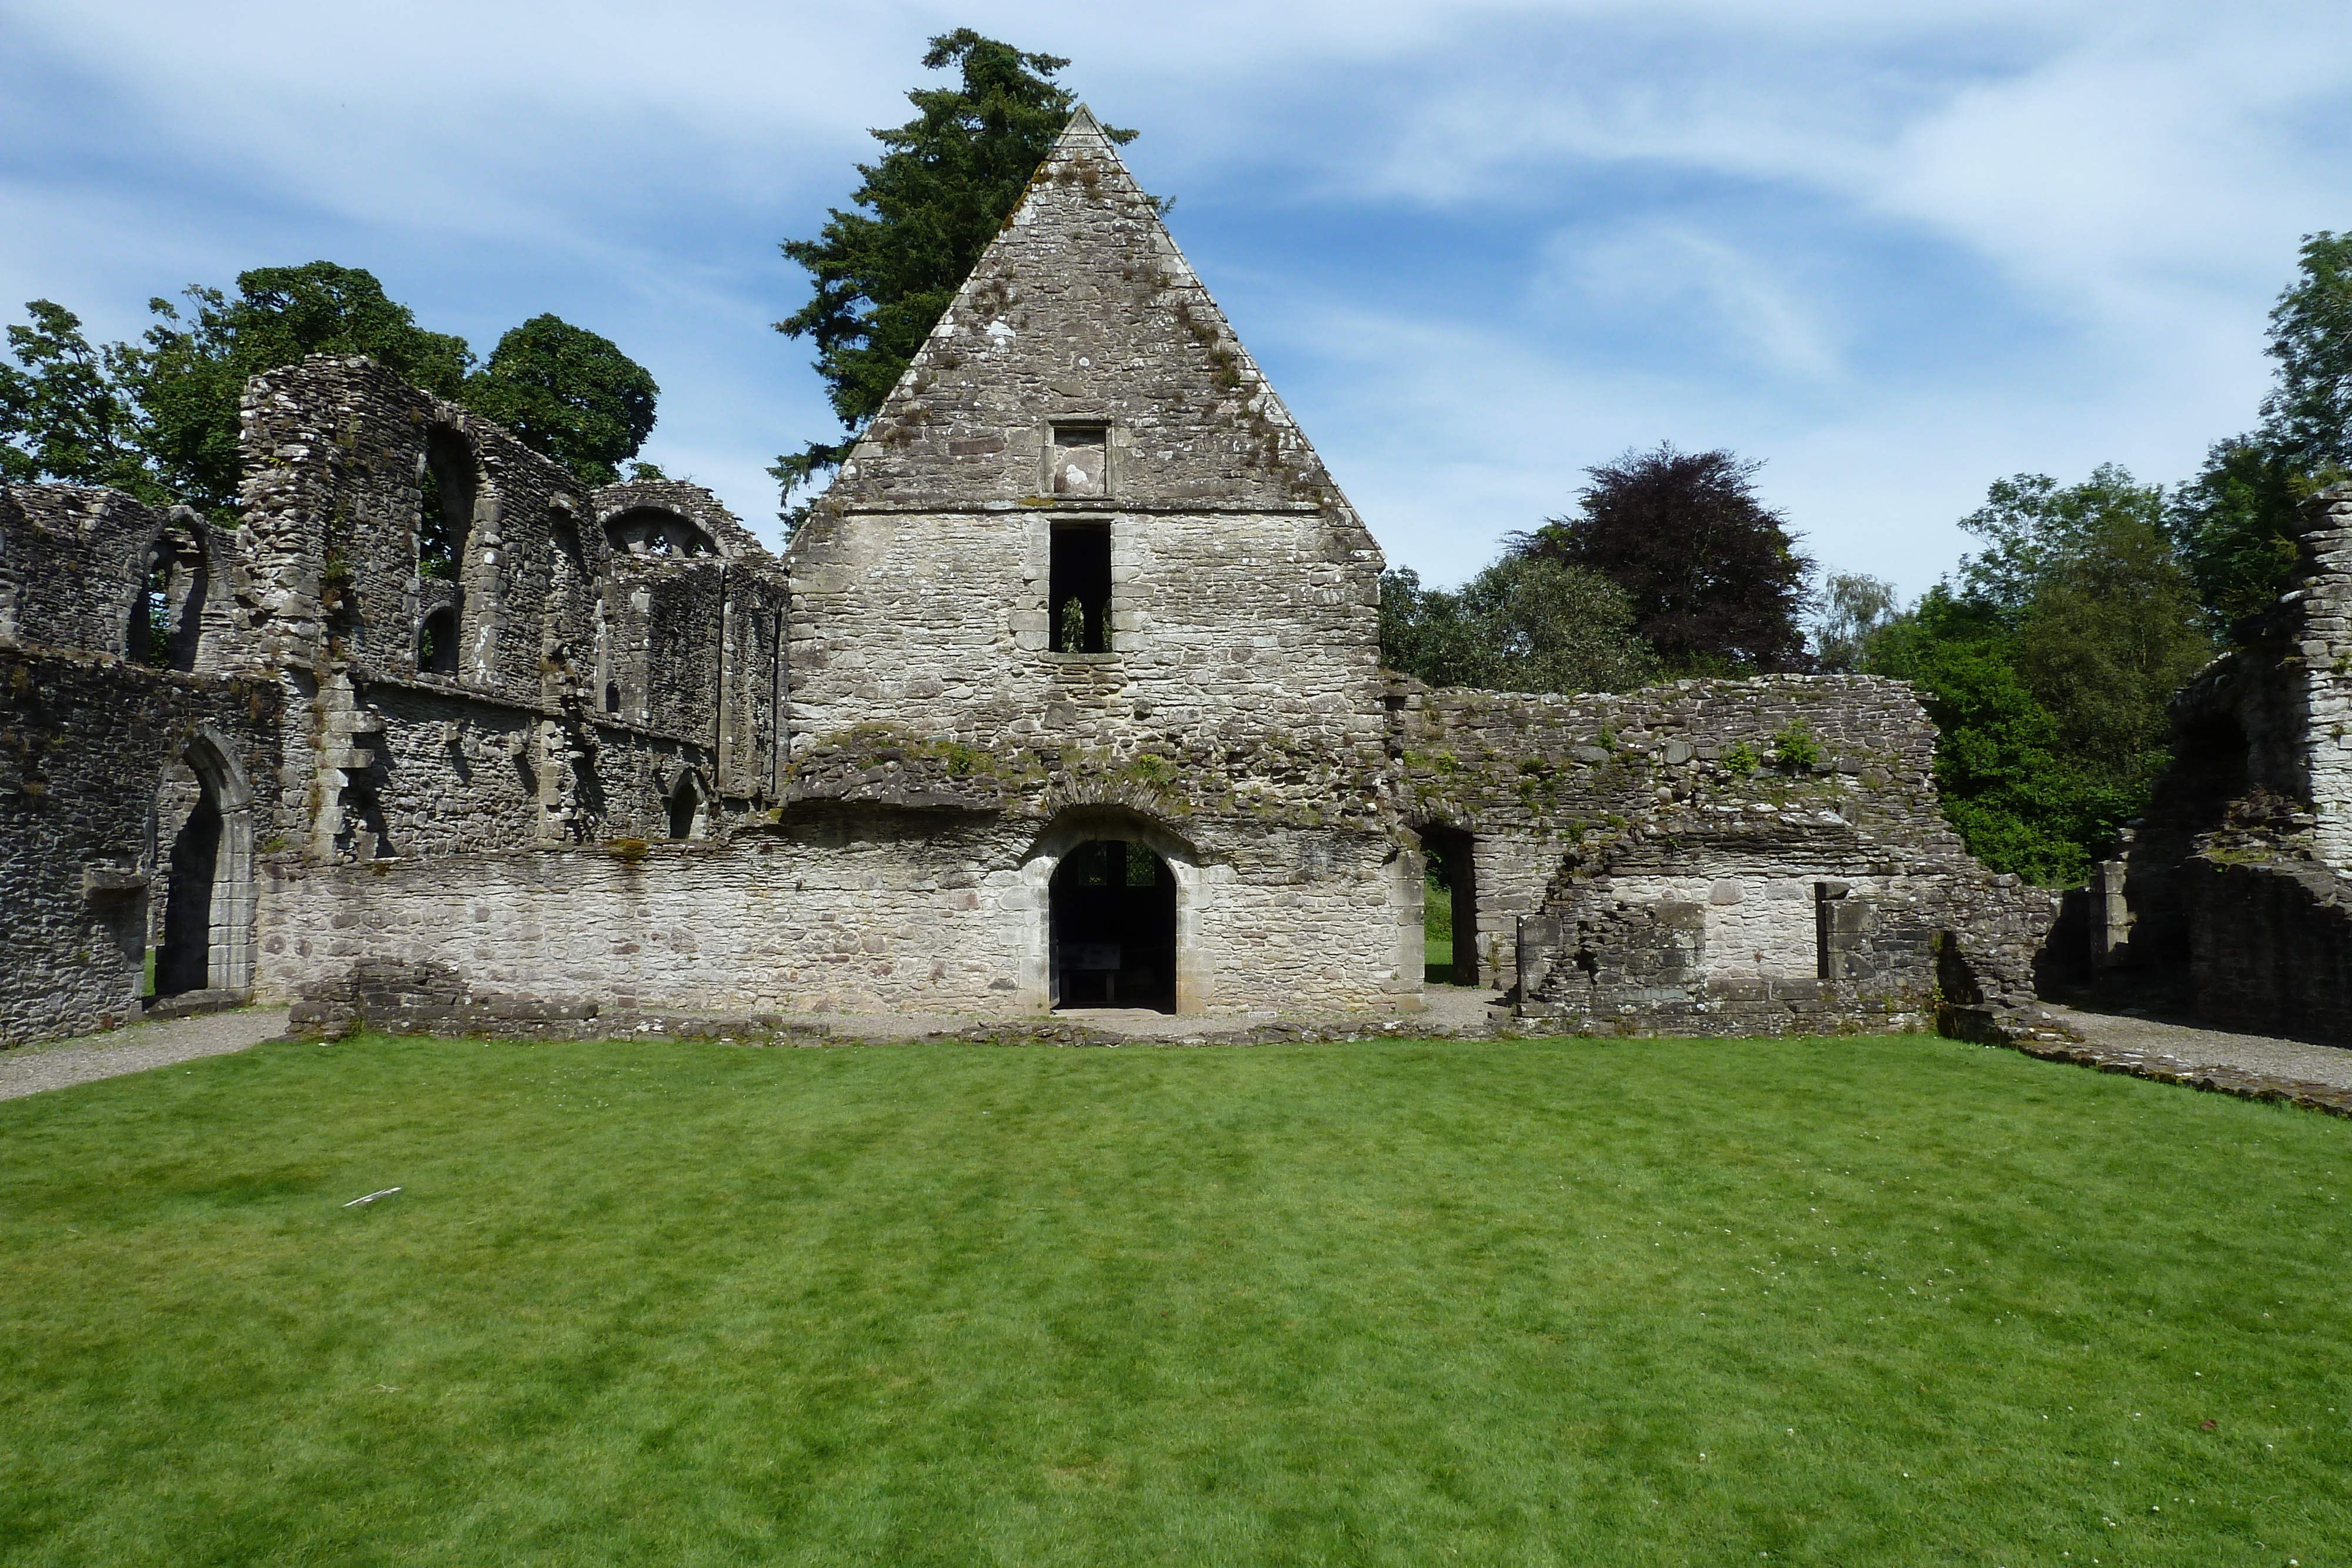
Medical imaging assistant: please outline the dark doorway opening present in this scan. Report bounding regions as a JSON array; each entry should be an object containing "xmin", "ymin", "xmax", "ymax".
[
  {"xmin": 1051, "ymin": 839, "xmax": 1176, "ymax": 1011},
  {"xmin": 1420, "ymin": 823, "xmax": 1479, "ymax": 987},
  {"xmin": 156, "ymin": 784, "xmax": 220, "ymax": 997},
  {"xmin": 1049, "ymin": 523, "xmax": 1111, "ymax": 653}
]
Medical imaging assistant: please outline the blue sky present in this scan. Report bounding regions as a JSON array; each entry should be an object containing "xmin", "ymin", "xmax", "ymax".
[{"xmin": 4, "ymin": 1, "xmax": 2348, "ymax": 598}]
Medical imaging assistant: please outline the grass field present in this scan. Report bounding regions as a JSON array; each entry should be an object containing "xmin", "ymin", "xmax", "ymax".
[
  {"xmin": 1425, "ymin": 877, "xmax": 1456, "ymax": 981},
  {"xmin": 3, "ymin": 1033, "xmax": 2349, "ymax": 1566}
]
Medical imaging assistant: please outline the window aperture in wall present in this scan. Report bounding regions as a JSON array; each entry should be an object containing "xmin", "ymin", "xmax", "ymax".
[
  {"xmin": 132, "ymin": 530, "xmax": 208, "ymax": 671},
  {"xmin": 606, "ymin": 507, "xmax": 715, "ymax": 559},
  {"xmin": 667, "ymin": 772, "xmax": 703, "ymax": 840},
  {"xmin": 1050, "ymin": 423, "xmax": 1107, "ymax": 497},
  {"xmin": 1050, "ymin": 521, "xmax": 1111, "ymax": 654},
  {"xmin": 136, "ymin": 552, "xmax": 171, "ymax": 666},
  {"xmin": 419, "ymin": 429, "xmax": 476, "ymax": 583},
  {"xmin": 418, "ymin": 607, "xmax": 459, "ymax": 675}
]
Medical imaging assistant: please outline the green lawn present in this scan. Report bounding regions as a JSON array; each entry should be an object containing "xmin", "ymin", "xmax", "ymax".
[
  {"xmin": 1425, "ymin": 877, "xmax": 1456, "ymax": 981},
  {"xmin": 3, "ymin": 1034, "xmax": 2349, "ymax": 1566}
]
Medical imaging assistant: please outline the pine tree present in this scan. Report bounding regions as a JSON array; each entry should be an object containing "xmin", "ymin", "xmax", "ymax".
[{"xmin": 771, "ymin": 30, "xmax": 1138, "ymax": 516}]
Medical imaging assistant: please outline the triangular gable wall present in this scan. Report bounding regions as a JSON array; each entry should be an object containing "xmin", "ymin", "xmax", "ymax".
[{"xmin": 801, "ymin": 108, "xmax": 1370, "ymax": 541}]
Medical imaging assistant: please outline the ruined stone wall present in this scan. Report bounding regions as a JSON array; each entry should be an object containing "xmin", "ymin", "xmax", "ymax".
[
  {"xmin": 1, "ymin": 361, "xmax": 791, "ymax": 1044},
  {"xmin": 2112, "ymin": 484, "xmax": 2352, "ymax": 1026},
  {"xmin": 255, "ymin": 807, "xmax": 1414, "ymax": 1019},
  {"xmin": 736, "ymin": 105, "xmax": 1406, "ymax": 1021},
  {"xmin": 788, "ymin": 507, "xmax": 1381, "ymax": 758},
  {"xmin": 236, "ymin": 356, "xmax": 609, "ymax": 697},
  {"xmin": 1392, "ymin": 673, "xmax": 2054, "ymax": 1034},
  {"xmin": 593, "ymin": 478, "xmax": 772, "ymax": 561},
  {"xmin": 785, "ymin": 109, "xmax": 1384, "ymax": 769},
  {"xmin": 2284, "ymin": 487, "xmax": 2352, "ymax": 867},
  {"xmin": 0, "ymin": 487, "xmax": 247, "ymax": 672},
  {"xmin": 2179, "ymin": 848, "xmax": 2352, "ymax": 1042},
  {"xmin": 812, "ymin": 109, "xmax": 1349, "ymax": 521},
  {"xmin": 0, "ymin": 646, "xmax": 282, "ymax": 1044},
  {"xmin": 228, "ymin": 357, "xmax": 787, "ymax": 865}
]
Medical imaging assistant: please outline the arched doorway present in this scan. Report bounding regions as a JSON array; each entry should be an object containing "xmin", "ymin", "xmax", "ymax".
[
  {"xmin": 1051, "ymin": 839, "xmax": 1178, "ymax": 1011},
  {"xmin": 146, "ymin": 728, "xmax": 256, "ymax": 1002},
  {"xmin": 155, "ymin": 780, "xmax": 219, "ymax": 995}
]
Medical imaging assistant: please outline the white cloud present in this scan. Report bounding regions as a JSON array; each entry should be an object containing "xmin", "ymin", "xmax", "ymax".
[{"xmin": 2, "ymin": 0, "xmax": 2347, "ymax": 573}]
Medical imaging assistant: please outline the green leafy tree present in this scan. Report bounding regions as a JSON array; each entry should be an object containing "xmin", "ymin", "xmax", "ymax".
[
  {"xmin": 1867, "ymin": 592, "xmax": 2104, "ymax": 883},
  {"xmin": 772, "ymin": 29, "xmax": 1138, "ymax": 512},
  {"xmin": 1379, "ymin": 568, "xmax": 1491, "ymax": 689},
  {"xmin": 1953, "ymin": 465, "xmax": 2166, "ymax": 621},
  {"xmin": 458, "ymin": 315, "xmax": 659, "ymax": 488},
  {"xmin": 2167, "ymin": 235, "xmax": 2352, "ymax": 634},
  {"xmin": 1868, "ymin": 467, "xmax": 2213, "ymax": 884},
  {"xmin": 1, "ymin": 264, "xmax": 658, "ymax": 510},
  {"xmin": 2261, "ymin": 230, "xmax": 2352, "ymax": 472},
  {"xmin": 1812, "ymin": 571, "xmax": 1901, "ymax": 673},
  {"xmin": 2166, "ymin": 437, "xmax": 2314, "ymax": 633},
  {"xmin": 0, "ymin": 301, "xmax": 153, "ymax": 497},
  {"xmin": 1380, "ymin": 555, "xmax": 1655, "ymax": 694},
  {"xmin": 1519, "ymin": 444, "xmax": 1813, "ymax": 674},
  {"xmin": 2013, "ymin": 504, "xmax": 2212, "ymax": 781},
  {"xmin": 133, "ymin": 262, "xmax": 475, "ymax": 510}
]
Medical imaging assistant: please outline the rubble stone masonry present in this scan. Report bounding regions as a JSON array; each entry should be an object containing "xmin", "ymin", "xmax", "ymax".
[{"xmin": 1, "ymin": 108, "xmax": 2052, "ymax": 1045}]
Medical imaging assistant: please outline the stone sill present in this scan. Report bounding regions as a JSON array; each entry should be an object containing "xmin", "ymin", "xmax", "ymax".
[{"xmin": 1043, "ymin": 652, "xmax": 1121, "ymax": 667}]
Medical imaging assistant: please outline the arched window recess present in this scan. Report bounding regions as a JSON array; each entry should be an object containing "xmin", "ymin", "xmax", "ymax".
[
  {"xmin": 417, "ymin": 427, "xmax": 478, "ymax": 583},
  {"xmin": 129, "ymin": 527, "xmax": 209, "ymax": 672}
]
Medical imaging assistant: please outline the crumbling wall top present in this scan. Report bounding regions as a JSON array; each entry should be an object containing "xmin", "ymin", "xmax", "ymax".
[{"xmin": 592, "ymin": 478, "xmax": 773, "ymax": 563}]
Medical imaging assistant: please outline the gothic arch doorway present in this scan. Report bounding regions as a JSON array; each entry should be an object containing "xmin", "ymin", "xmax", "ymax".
[
  {"xmin": 154, "ymin": 780, "xmax": 219, "ymax": 996},
  {"xmin": 147, "ymin": 728, "xmax": 256, "ymax": 1001}
]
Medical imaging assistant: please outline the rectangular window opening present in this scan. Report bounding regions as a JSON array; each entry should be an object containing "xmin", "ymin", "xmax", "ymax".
[
  {"xmin": 1049, "ymin": 523, "xmax": 1112, "ymax": 654},
  {"xmin": 1050, "ymin": 423, "xmax": 1108, "ymax": 497}
]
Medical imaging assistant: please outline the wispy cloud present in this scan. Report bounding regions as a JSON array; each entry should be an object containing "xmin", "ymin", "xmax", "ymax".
[{"xmin": 2, "ymin": 0, "xmax": 2347, "ymax": 583}]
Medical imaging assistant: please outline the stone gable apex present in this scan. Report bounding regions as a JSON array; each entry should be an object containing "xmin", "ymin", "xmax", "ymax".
[{"xmin": 803, "ymin": 107, "xmax": 1370, "ymax": 544}]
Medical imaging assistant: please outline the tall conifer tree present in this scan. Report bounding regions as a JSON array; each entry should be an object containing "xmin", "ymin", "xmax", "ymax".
[{"xmin": 771, "ymin": 30, "xmax": 1139, "ymax": 514}]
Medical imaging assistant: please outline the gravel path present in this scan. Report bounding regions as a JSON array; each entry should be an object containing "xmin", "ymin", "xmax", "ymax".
[
  {"xmin": 0, "ymin": 1007, "xmax": 292, "ymax": 1103},
  {"xmin": 2040, "ymin": 1003, "xmax": 2352, "ymax": 1092}
]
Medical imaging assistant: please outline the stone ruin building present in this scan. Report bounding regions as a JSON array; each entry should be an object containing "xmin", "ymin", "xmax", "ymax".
[
  {"xmin": 0, "ymin": 109, "xmax": 2057, "ymax": 1048},
  {"xmin": 2084, "ymin": 480, "xmax": 2352, "ymax": 1040}
]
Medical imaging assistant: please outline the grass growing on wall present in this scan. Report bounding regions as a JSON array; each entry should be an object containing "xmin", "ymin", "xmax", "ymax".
[
  {"xmin": 1424, "ymin": 874, "xmax": 1454, "ymax": 980},
  {"xmin": 3, "ymin": 1034, "xmax": 2350, "ymax": 1566}
]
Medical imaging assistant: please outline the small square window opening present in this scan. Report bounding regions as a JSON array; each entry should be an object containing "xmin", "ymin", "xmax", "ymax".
[{"xmin": 1051, "ymin": 424, "xmax": 1108, "ymax": 497}]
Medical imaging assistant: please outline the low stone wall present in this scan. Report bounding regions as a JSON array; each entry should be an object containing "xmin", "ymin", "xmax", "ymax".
[
  {"xmin": 255, "ymin": 805, "xmax": 1418, "ymax": 1021},
  {"xmin": 2002, "ymin": 1031, "xmax": 2352, "ymax": 1119},
  {"xmin": 1391, "ymin": 673, "xmax": 2056, "ymax": 1033},
  {"xmin": 2183, "ymin": 849, "xmax": 2352, "ymax": 1043}
]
